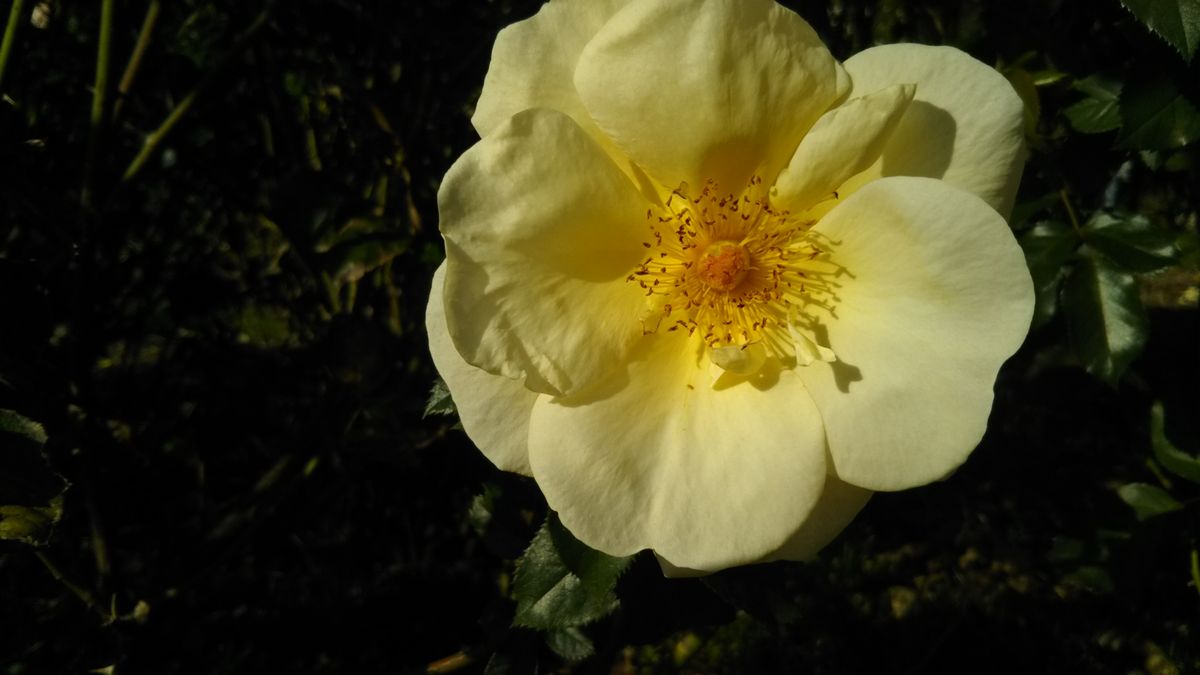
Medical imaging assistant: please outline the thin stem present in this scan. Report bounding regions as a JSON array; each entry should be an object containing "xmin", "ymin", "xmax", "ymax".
[
  {"xmin": 35, "ymin": 550, "xmax": 99, "ymax": 612},
  {"xmin": 1058, "ymin": 187, "xmax": 1082, "ymax": 237},
  {"xmin": 426, "ymin": 650, "xmax": 474, "ymax": 674},
  {"xmin": 121, "ymin": 87, "xmax": 198, "ymax": 181},
  {"xmin": 82, "ymin": 0, "xmax": 116, "ymax": 211},
  {"xmin": 0, "ymin": 0, "xmax": 26, "ymax": 93},
  {"xmin": 121, "ymin": 7, "xmax": 270, "ymax": 183},
  {"xmin": 113, "ymin": 0, "xmax": 161, "ymax": 120},
  {"xmin": 1191, "ymin": 549, "xmax": 1200, "ymax": 600}
]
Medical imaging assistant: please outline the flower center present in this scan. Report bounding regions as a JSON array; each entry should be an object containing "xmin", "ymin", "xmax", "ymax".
[
  {"xmin": 627, "ymin": 177, "xmax": 840, "ymax": 367},
  {"xmin": 696, "ymin": 241, "xmax": 750, "ymax": 292}
]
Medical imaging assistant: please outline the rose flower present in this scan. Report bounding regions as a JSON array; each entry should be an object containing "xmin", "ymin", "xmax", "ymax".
[{"xmin": 427, "ymin": 0, "xmax": 1034, "ymax": 574}]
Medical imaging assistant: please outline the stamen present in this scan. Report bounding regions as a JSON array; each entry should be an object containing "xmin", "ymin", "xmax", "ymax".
[{"xmin": 629, "ymin": 176, "xmax": 839, "ymax": 365}]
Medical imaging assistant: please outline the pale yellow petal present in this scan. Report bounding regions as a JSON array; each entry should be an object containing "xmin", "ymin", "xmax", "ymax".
[
  {"xmin": 762, "ymin": 476, "xmax": 871, "ymax": 562},
  {"xmin": 772, "ymin": 84, "xmax": 915, "ymax": 213},
  {"xmin": 439, "ymin": 108, "xmax": 650, "ymax": 397},
  {"xmin": 528, "ymin": 331, "xmax": 828, "ymax": 572},
  {"xmin": 574, "ymin": 0, "xmax": 848, "ymax": 192},
  {"xmin": 472, "ymin": 0, "xmax": 631, "ymax": 140},
  {"xmin": 657, "ymin": 475, "xmax": 871, "ymax": 576},
  {"xmin": 841, "ymin": 45, "xmax": 1026, "ymax": 217},
  {"xmin": 801, "ymin": 177, "xmax": 1033, "ymax": 491},
  {"xmin": 426, "ymin": 263, "xmax": 536, "ymax": 475}
]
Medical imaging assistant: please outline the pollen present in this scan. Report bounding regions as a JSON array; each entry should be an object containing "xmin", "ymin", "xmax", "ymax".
[
  {"xmin": 696, "ymin": 241, "xmax": 750, "ymax": 292},
  {"xmin": 627, "ymin": 176, "xmax": 839, "ymax": 365}
]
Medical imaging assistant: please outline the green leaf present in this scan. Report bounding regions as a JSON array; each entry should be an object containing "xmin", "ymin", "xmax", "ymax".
[
  {"xmin": 1063, "ymin": 252, "xmax": 1148, "ymax": 383},
  {"xmin": 1006, "ymin": 68, "xmax": 1042, "ymax": 145},
  {"xmin": 1120, "ymin": 0, "xmax": 1200, "ymax": 62},
  {"xmin": 1064, "ymin": 75, "xmax": 1123, "ymax": 134},
  {"xmin": 316, "ymin": 217, "xmax": 409, "ymax": 286},
  {"xmin": 1061, "ymin": 565, "xmax": 1114, "ymax": 594},
  {"xmin": 1116, "ymin": 482, "xmax": 1184, "ymax": 520},
  {"xmin": 512, "ymin": 514, "xmax": 633, "ymax": 630},
  {"xmin": 0, "ymin": 410, "xmax": 68, "ymax": 546},
  {"xmin": 1117, "ymin": 77, "xmax": 1200, "ymax": 150},
  {"xmin": 424, "ymin": 378, "xmax": 456, "ymax": 418},
  {"xmin": 1010, "ymin": 192, "xmax": 1062, "ymax": 228},
  {"xmin": 545, "ymin": 627, "xmax": 595, "ymax": 662},
  {"xmin": 1150, "ymin": 402, "xmax": 1200, "ymax": 484},
  {"xmin": 1083, "ymin": 212, "xmax": 1179, "ymax": 272},
  {"xmin": 1020, "ymin": 220, "xmax": 1078, "ymax": 328}
]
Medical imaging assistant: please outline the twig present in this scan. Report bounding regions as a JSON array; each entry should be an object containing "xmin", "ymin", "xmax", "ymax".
[
  {"xmin": 121, "ymin": 7, "xmax": 271, "ymax": 183},
  {"xmin": 1058, "ymin": 187, "xmax": 1082, "ymax": 237},
  {"xmin": 113, "ymin": 0, "xmax": 161, "ymax": 120},
  {"xmin": 81, "ymin": 0, "xmax": 116, "ymax": 211},
  {"xmin": 0, "ymin": 0, "xmax": 26, "ymax": 93},
  {"xmin": 1191, "ymin": 549, "xmax": 1200, "ymax": 600},
  {"xmin": 426, "ymin": 650, "xmax": 475, "ymax": 674},
  {"xmin": 34, "ymin": 550, "xmax": 101, "ymax": 614}
]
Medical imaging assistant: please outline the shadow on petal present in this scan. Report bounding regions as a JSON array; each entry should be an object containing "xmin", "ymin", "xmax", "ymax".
[{"xmin": 880, "ymin": 101, "xmax": 956, "ymax": 181}]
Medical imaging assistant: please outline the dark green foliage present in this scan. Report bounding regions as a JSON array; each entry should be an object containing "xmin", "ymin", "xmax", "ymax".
[
  {"xmin": 1117, "ymin": 75, "xmax": 1200, "ymax": 149},
  {"xmin": 1120, "ymin": 0, "xmax": 1200, "ymax": 61},
  {"xmin": 1066, "ymin": 75, "xmax": 1123, "ymax": 133},
  {"xmin": 0, "ymin": 410, "xmax": 66, "ymax": 546},
  {"xmin": 1116, "ymin": 482, "xmax": 1183, "ymax": 520},
  {"xmin": 1151, "ymin": 402, "xmax": 1200, "ymax": 483},
  {"xmin": 512, "ymin": 514, "xmax": 632, "ymax": 630},
  {"xmin": 1064, "ymin": 252, "xmax": 1150, "ymax": 384}
]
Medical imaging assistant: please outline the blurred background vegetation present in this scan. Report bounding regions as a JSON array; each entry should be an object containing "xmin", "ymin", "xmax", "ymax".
[{"xmin": 0, "ymin": 0, "xmax": 1197, "ymax": 673}]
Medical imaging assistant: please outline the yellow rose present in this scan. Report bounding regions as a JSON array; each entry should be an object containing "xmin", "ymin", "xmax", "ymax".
[{"xmin": 427, "ymin": 0, "xmax": 1034, "ymax": 574}]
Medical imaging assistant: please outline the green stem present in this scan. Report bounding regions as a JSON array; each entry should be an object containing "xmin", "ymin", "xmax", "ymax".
[
  {"xmin": 113, "ymin": 0, "xmax": 161, "ymax": 120},
  {"xmin": 121, "ymin": 86, "xmax": 198, "ymax": 182},
  {"xmin": 82, "ymin": 0, "xmax": 116, "ymax": 211},
  {"xmin": 1058, "ymin": 187, "xmax": 1082, "ymax": 237},
  {"xmin": 121, "ymin": 8, "xmax": 270, "ymax": 183},
  {"xmin": 0, "ymin": 0, "xmax": 26, "ymax": 93},
  {"xmin": 35, "ymin": 550, "xmax": 99, "ymax": 612},
  {"xmin": 1191, "ymin": 549, "xmax": 1200, "ymax": 600}
]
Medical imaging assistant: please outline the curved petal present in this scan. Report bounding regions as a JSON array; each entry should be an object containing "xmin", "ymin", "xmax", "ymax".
[
  {"xmin": 800, "ymin": 177, "xmax": 1033, "ymax": 491},
  {"xmin": 841, "ymin": 45, "xmax": 1026, "ymax": 217},
  {"xmin": 528, "ymin": 331, "xmax": 828, "ymax": 572},
  {"xmin": 657, "ymin": 474, "xmax": 871, "ymax": 576},
  {"xmin": 472, "ymin": 0, "xmax": 636, "ymax": 165},
  {"xmin": 439, "ymin": 107, "xmax": 650, "ymax": 397},
  {"xmin": 426, "ymin": 263, "xmax": 537, "ymax": 475},
  {"xmin": 763, "ymin": 475, "xmax": 871, "ymax": 562},
  {"xmin": 772, "ymin": 84, "xmax": 915, "ymax": 213},
  {"xmin": 574, "ymin": 0, "xmax": 849, "ymax": 193}
]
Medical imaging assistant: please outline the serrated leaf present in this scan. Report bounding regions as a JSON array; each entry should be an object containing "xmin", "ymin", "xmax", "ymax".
[
  {"xmin": 512, "ymin": 514, "xmax": 633, "ymax": 630},
  {"xmin": 0, "ymin": 410, "xmax": 68, "ymax": 546},
  {"xmin": 1020, "ymin": 220, "xmax": 1079, "ymax": 328},
  {"xmin": 1150, "ymin": 402, "xmax": 1200, "ymax": 484},
  {"xmin": 424, "ymin": 378, "xmax": 456, "ymax": 417},
  {"xmin": 1117, "ymin": 77, "xmax": 1200, "ymax": 150},
  {"xmin": 1120, "ymin": 0, "xmax": 1200, "ymax": 62},
  {"xmin": 1063, "ymin": 253, "xmax": 1148, "ymax": 383},
  {"xmin": 1065, "ymin": 75, "xmax": 1123, "ymax": 134},
  {"xmin": 1117, "ymin": 482, "xmax": 1184, "ymax": 520},
  {"xmin": 1083, "ymin": 212, "xmax": 1179, "ymax": 272},
  {"xmin": 545, "ymin": 627, "xmax": 595, "ymax": 662}
]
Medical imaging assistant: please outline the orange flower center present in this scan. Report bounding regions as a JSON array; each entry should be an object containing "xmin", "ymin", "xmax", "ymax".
[
  {"xmin": 696, "ymin": 241, "xmax": 750, "ymax": 292},
  {"xmin": 627, "ymin": 177, "xmax": 839, "ymax": 362}
]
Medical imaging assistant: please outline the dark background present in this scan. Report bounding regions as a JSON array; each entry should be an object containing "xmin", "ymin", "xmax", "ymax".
[{"xmin": 1, "ymin": 0, "xmax": 1197, "ymax": 673}]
